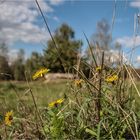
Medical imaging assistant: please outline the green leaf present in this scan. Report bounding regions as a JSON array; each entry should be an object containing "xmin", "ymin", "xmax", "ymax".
[
  {"xmin": 97, "ymin": 120, "xmax": 103, "ymax": 140},
  {"xmin": 85, "ymin": 128, "xmax": 97, "ymax": 136}
]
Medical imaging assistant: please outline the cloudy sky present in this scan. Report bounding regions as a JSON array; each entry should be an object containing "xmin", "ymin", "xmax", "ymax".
[{"xmin": 1, "ymin": 0, "xmax": 140, "ymax": 66}]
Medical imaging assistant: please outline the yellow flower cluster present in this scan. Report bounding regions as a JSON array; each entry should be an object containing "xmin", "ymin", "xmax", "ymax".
[
  {"xmin": 5, "ymin": 111, "xmax": 13, "ymax": 126},
  {"xmin": 96, "ymin": 66, "xmax": 101, "ymax": 72},
  {"xmin": 49, "ymin": 98, "xmax": 64, "ymax": 108},
  {"xmin": 74, "ymin": 79, "xmax": 83, "ymax": 87},
  {"xmin": 32, "ymin": 68, "xmax": 50, "ymax": 80},
  {"xmin": 105, "ymin": 74, "xmax": 118, "ymax": 83}
]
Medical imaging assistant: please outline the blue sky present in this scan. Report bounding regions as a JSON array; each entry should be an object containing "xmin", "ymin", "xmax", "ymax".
[{"xmin": 1, "ymin": 0, "xmax": 140, "ymax": 65}]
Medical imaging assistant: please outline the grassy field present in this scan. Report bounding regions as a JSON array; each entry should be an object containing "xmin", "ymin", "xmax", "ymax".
[
  {"xmin": 0, "ymin": 80, "xmax": 70, "ymax": 112},
  {"xmin": 1, "ymin": 79, "xmax": 140, "ymax": 112},
  {"xmin": 1, "ymin": 78, "xmax": 140, "ymax": 139}
]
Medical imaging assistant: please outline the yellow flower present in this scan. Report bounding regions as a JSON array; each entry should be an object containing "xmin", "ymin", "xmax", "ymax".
[
  {"xmin": 105, "ymin": 74, "xmax": 118, "ymax": 83},
  {"xmin": 49, "ymin": 98, "xmax": 64, "ymax": 108},
  {"xmin": 96, "ymin": 66, "xmax": 101, "ymax": 72},
  {"xmin": 56, "ymin": 98, "xmax": 64, "ymax": 104},
  {"xmin": 5, "ymin": 111, "xmax": 13, "ymax": 126},
  {"xmin": 74, "ymin": 79, "xmax": 83, "ymax": 87},
  {"xmin": 32, "ymin": 68, "xmax": 50, "ymax": 80}
]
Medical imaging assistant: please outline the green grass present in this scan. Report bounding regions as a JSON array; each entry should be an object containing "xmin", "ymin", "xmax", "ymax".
[
  {"xmin": 1, "ymin": 80, "xmax": 140, "ymax": 111},
  {"xmin": 0, "ymin": 80, "xmax": 70, "ymax": 112},
  {"xmin": 1, "ymin": 79, "xmax": 140, "ymax": 139}
]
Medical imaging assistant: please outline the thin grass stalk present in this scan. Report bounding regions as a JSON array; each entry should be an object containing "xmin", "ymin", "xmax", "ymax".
[
  {"xmin": 30, "ymin": 88, "xmax": 47, "ymax": 136},
  {"xmin": 96, "ymin": 51, "xmax": 104, "ymax": 123},
  {"xmin": 24, "ymin": 72, "xmax": 47, "ymax": 137},
  {"xmin": 73, "ymin": 67, "xmax": 99, "ymax": 92},
  {"xmin": 129, "ymin": 13, "xmax": 137, "ymax": 64},
  {"xmin": 104, "ymin": 93, "xmax": 137, "ymax": 139},
  {"xmin": 124, "ymin": 64, "xmax": 140, "ymax": 97},
  {"xmin": 131, "ymin": 65, "xmax": 140, "ymax": 79},
  {"xmin": 110, "ymin": 0, "xmax": 116, "ymax": 38},
  {"xmin": 132, "ymin": 111, "xmax": 139, "ymax": 139},
  {"xmin": 75, "ymin": 65, "xmax": 133, "ymax": 121},
  {"xmin": 122, "ymin": 112, "xmax": 137, "ymax": 140},
  {"xmin": 56, "ymin": 103, "xmax": 70, "ymax": 116},
  {"xmin": 4, "ymin": 124, "xmax": 8, "ymax": 139},
  {"xmin": 76, "ymin": 51, "xmax": 81, "ymax": 78},
  {"xmin": 83, "ymin": 32, "xmax": 98, "ymax": 67},
  {"xmin": 35, "ymin": 0, "xmax": 65, "ymax": 73}
]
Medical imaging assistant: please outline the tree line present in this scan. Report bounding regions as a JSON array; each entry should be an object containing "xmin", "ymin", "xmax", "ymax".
[{"xmin": 0, "ymin": 19, "xmax": 121, "ymax": 81}]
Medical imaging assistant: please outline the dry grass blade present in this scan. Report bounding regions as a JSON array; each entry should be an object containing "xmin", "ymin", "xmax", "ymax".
[
  {"xmin": 35, "ymin": 0, "xmax": 65, "ymax": 73},
  {"xmin": 124, "ymin": 64, "xmax": 140, "ymax": 97},
  {"xmin": 83, "ymin": 32, "xmax": 98, "ymax": 67}
]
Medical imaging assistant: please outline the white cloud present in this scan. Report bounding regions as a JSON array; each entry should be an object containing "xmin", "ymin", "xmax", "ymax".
[
  {"xmin": 49, "ymin": 0, "xmax": 64, "ymax": 5},
  {"xmin": 109, "ymin": 50, "xmax": 120, "ymax": 63},
  {"xmin": 136, "ymin": 56, "xmax": 140, "ymax": 62},
  {"xmin": 130, "ymin": 0, "xmax": 140, "ymax": 8},
  {"xmin": 104, "ymin": 50, "xmax": 127, "ymax": 63},
  {"xmin": 0, "ymin": 0, "xmax": 57, "ymax": 45},
  {"xmin": 53, "ymin": 16, "xmax": 60, "ymax": 22},
  {"xmin": 8, "ymin": 49, "xmax": 19, "ymax": 64},
  {"xmin": 115, "ymin": 36, "xmax": 140, "ymax": 47}
]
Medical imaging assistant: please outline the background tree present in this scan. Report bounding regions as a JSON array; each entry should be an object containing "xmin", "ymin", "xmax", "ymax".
[
  {"xmin": 0, "ymin": 44, "xmax": 11, "ymax": 80},
  {"xmin": 85, "ymin": 19, "xmax": 112, "ymax": 66},
  {"xmin": 11, "ymin": 49, "xmax": 25, "ymax": 81},
  {"xmin": 0, "ymin": 43, "xmax": 9, "ymax": 58},
  {"xmin": 92, "ymin": 19, "xmax": 111, "ymax": 50},
  {"xmin": 43, "ymin": 23, "xmax": 82, "ymax": 73},
  {"xmin": 25, "ymin": 51, "xmax": 44, "ymax": 78},
  {"xmin": 0, "ymin": 56, "xmax": 11, "ymax": 80}
]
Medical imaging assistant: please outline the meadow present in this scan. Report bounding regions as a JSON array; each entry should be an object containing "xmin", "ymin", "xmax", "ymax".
[
  {"xmin": 0, "ymin": 80, "xmax": 68, "ymax": 111},
  {"xmin": 0, "ymin": 79, "xmax": 69, "ymax": 139},
  {"xmin": 0, "ymin": 1, "xmax": 140, "ymax": 139},
  {"xmin": 1, "ymin": 67, "xmax": 140, "ymax": 139}
]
